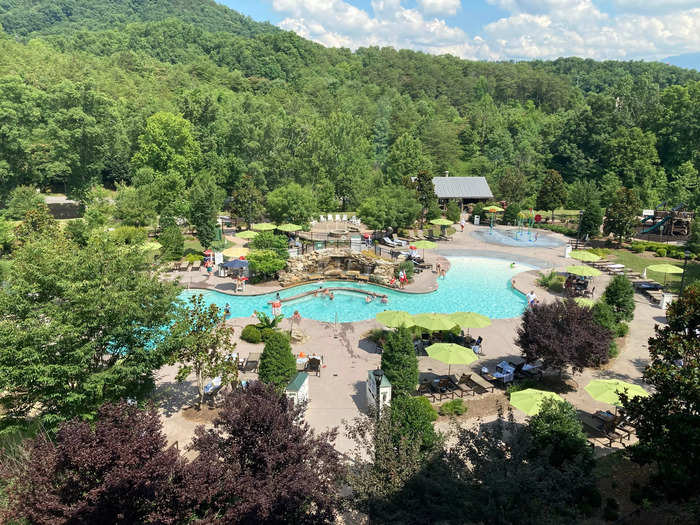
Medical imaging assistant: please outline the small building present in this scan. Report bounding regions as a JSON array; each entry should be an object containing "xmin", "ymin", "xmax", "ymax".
[
  {"xmin": 366, "ymin": 370, "xmax": 392, "ymax": 414},
  {"xmin": 285, "ymin": 372, "xmax": 309, "ymax": 405},
  {"xmin": 432, "ymin": 176, "xmax": 493, "ymax": 211}
]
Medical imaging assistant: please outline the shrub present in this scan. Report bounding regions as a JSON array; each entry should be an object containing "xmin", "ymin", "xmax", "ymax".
[
  {"xmin": 248, "ymin": 249, "xmax": 286, "ymax": 283},
  {"xmin": 395, "ymin": 260, "xmax": 415, "ymax": 280},
  {"xmin": 470, "ymin": 203, "xmax": 484, "ymax": 224},
  {"xmin": 506, "ymin": 379, "xmax": 540, "ymax": 397},
  {"xmin": 630, "ymin": 243, "xmax": 645, "ymax": 253},
  {"xmin": 603, "ymin": 275, "xmax": 635, "ymax": 323},
  {"xmin": 608, "ymin": 341, "xmax": 620, "ymax": 358},
  {"xmin": 380, "ymin": 326, "xmax": 419, "ymax": 397},
  {"xmin": 159, "ymin": 225, "xmax": 184, "ymax": 261},
  {"xmin": 615, "ymin": 322, "xmax": 629, "ymax": 338},
  {"xmin": 439, "ymin": 399, "xmax": 467, "ymax": 416},
  {"xmin": 258, "ymin": 331, "xmax": 296, "ymax": 389},
  {"xmin": 184, "ymin": 253, "xmax": 203, "ymax": 263},
  {"xmin": 110, "ymin": 226, "xmax": 148, "ymax": 245},
  {"xmin": 588, "ymin": 248, "xmax": 610, "ymax": 257},
  {"xmin": 549, "ymin": 278, "xmax": 564, "ymax": 293},
  {"xmin": 390, "ymin": 396, "xmax": 439, "ymax": 455},
  {"xmin": 260, "ymin": 327, "xmax": 277, "ymax": 342},
  {"xmin": 502, "ymin": 204, "xmax": 521, "ymax": 225},
  {"xmin": 241, "ymin": 324, "xmax": 262, "ymax": 343},
  {"xmin": 2, "ymin": 185, "xmax": 44, "ymax": 219},
  {"xmin": 537, "ymin": 270, "xmax": 565, "ymax": 293},
  {"xmin": 655, "ymin": 247, "xmax": 667, "ymax": 257},
  {"xmin": 446, "ymin": 201, "xmax": 461, "ymax": 223},
  {"xmin": 250, "ymin": 232, "xmax": 289, "ymax": 260},
  {"xmin": 532, "ymin": 223, "xmax": 577, "ymax": 237}
]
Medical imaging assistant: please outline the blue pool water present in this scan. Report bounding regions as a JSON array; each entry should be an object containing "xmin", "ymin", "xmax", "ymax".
[
  {"xmin": 473, "ymin": 227, "xmax": 565, "ymax": 248},
  {"xmin": 179, "ymin": 256, "xmax": 532, "ymax": 322}
]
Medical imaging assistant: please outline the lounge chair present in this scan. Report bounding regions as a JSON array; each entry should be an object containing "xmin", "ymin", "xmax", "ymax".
[
  {"xmin": 391, "ymin": 233, "xmax": 407, "ymax": 246},
  {"xmin": 382, "ymin": 237, "xmax": 397, "ymax": 247},
  {"xmin": 203, "ymin": 376, "xmax": 223, "ymax": 403},
  {"xmin": 320, "ymin": 215, "xmax": 326, "ymax": 222},
  {"xmin": 173, "ymin": 261, "xmax": 182, "ymax": 271},
  {"xmin": 327, "ymin": 214, "xmax": 333, "ymax": 222},
  {"xmin": 452, "ymin": 374, "xmax": 474, "ymax": 396},
  {"xmin": 342, "ymin": 214, "xmax": 348, "ymax": 222},
  {"xmin": 464, "ymin": 373, "xmax": 494, "ymax": 394},
  {"xmin": 335, "ymin": 214, "xmax": 341, "ymax": 222},
  {"xmin": 417, "ymin": 382, "xmax": 436, "ymax": 401},
  {"xmin": 191, "ymin": 260, "xmax": 202, "ymax": 271}
]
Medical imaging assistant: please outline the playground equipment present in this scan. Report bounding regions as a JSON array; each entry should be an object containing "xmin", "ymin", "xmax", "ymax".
[
  {"xmin": 639, "ymin": 204, "xmax": 693, "ymax": 237},
  {"xmin": 514, "ymin": 209, "xmax": 536, "ymax": 242}
]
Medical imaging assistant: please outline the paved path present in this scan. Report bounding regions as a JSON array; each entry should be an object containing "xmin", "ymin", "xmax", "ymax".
[{"xmin": 155, "ymin": 221, "xmax": 663, "ymax": 454}]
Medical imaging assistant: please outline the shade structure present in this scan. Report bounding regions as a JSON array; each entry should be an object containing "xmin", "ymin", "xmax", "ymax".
[
  {"xmin": 566, "ymin": 265, "xmax": 602, "ymax": 277},
  {"xmin": 448, "ymin": 311, "xmax": 491, "ymax": 331},
  {"xmin": 252, "ymin": 222, "xmax": 276, "ymax": 231},
  {"xmin": 412, "ymin": 313, "xmax": 457, "ymax": 331},
  {"xmin": 570, "ymin": 250, "xmax": 601, "ymax": 262},
  {"xmin": 220, "ymin": 259, "xmax": 249, "ymax": 269},
  {"xmin": 510, "ymin": 389, "xmax": 564, "ymax": 416},
  {"xmin": 584, "ymin": 379, "xmax": 649, "ymax": 407},
  {"xmin": 430, "ymin": 218, "xmax": 453, "ymax": 226},
  {"xmin": 412, "ymin": 240, "xmax": 437, "ymax": 250},
  {"xmin": 484, "ymin": 205, "xmax": 504, "ymax": 213},
  {"xmin": 277, "ymin": 223, "xmax": 302, "ymax": 232},
  {"xmin": 235, "ymin": 230, "xmax": 258, "ymax": 239},
  {"xmin": 425, "ymin": 342, "xmax": 478, "ymax": 375},
  {"xmin": 222, "ymin": 245, "xmax": 249, "ymax": 258},
  {"xmin": 376, "ymin": 310, "xmax": 414, "ymax": 328},
  {"xmin": 574, "ymin": 297, "xmax": 595, "ymax": 308}
]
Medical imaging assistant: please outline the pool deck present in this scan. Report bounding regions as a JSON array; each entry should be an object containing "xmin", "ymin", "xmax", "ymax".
[{"xmin": 155, "ymin": 221, "xmax": 662, "ymax": 456}]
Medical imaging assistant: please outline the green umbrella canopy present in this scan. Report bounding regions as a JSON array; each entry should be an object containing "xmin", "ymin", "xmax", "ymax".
[
  {"xmin": 566, "ymin": 265, "xmax": 602, "ymax": 277},
  {"xmin": 484, "ymin": 205, "xmax": 504, "ymax": 213},
  {"xmin": 413, "ymin": 240, "xmax": 438, "ymax": 249},
  {"xmin": 510, "ymin": 389, "xmax": 564, "ymax": 416},
  {"xmin": 376, "ymin": 310, "xmax": 414, "ymax": 328},
  {"xmin": 574, "ymin": 297, "xmax": 595, "ymax": 308},
  {"xmin": 584, "ymin": 379, "xmax": 649, "ymax": 406},
  {"xmin": 430, "ymin": 218, "xmax": 453, "ymax": 226},
  {"xmin": 425, "ymin": 342, "xmax": 478, "ymax": 375},
  {"xmin": 570, "ymin": 250, "xmax": 601, "ymax": 262},
  {"xmin": 277, "ymin": 223, "xmax": 302, "ymax": 232},
  {"xmin": 412, "ymin": 313, "xmax": 457, "ymax": 331},
  {"xmin": 236, "ymin": 230, "xmax": 258, "ymax": 239},
  {"xmin": 448, "ymin": 311, "xmax": 491, "ymax": 330},
  {"xmin": 646, "ymin": 264, "xmax": 683, "ymax": 275},
  {"xmin": 252, "ymin": 222, "xmax": 276, "ymax": 231}
]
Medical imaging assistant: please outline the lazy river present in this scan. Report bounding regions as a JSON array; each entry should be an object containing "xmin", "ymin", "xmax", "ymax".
[{"xmin": 179, "ymin": 256, "xmax": 534, "ymax": 323}]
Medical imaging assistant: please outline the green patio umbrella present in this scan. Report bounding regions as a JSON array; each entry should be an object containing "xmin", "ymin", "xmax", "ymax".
[
  {"xmin": 510, "ymin": 389, "xmax": 564, "ymax": 416},
  {"xmin": 584, "ymin": 379, "xmax": 649, "ymax": 407},
  {"xmin": 236, "ymin": 230, "xmax": 258, "ymax": 239},
  {"xmin": 566, "ymin": 265, "xmax": 602, "ymax": 277},
  {"xmin": 430, "ymin": 218, "xmax": 453, "ymax": 226},
  {"xmin": 277, "ymin": 223, "xmax": 302, "ymax": 232},
  {"xmin": 252, "ymin": 222, "xmax": 276, "ymax": 231},
  {"xmin": 574, "ymin": 297, "xmax": 595, "ymax": 308},
  {"xmin": 483, "ymin": 205, "xmax": 504, "ymax": 213},
  {"xmin": 448, "ymin": 311, "xmax": 491, "ymax": 334},
  {"xmin": 412, "ymin": 313, "xmax": 457, "ymax": 332},
  {"xmin": 376, "ymin": 310, "xmax": 414, "ymax": 328},
  {"xmin": 645, "ymin": 263, "xmax": 683, "ymax": 285},
  {"xmin": 425, "ymin": 342, "xmax": 478, "ymax": 375},
  {"xmin": 413, "ymin": 239, "xmax": 438, "ymax": 258},
  {"xmin": 570, "ymin": 250, "xmax": 601, "ymax": 262}
]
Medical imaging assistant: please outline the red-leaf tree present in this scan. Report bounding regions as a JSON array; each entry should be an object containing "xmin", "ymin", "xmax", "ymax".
[
  {"xmin": 1, "ymin": 402, "xmax": 186, "ymax": 524},
  {"xmin": 185, "ymin": 381, "xmax": 343, "ymax": 524},
  {"xmin": 516, "ymin": 300, "xmax": 611, "ymax": 375}
]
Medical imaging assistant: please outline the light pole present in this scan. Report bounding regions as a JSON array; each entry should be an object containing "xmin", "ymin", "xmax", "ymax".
[
  {"xmin": 679, "ymin": 250, "xmax": 691, "ymax": 295},
  {"xmin": 576, "ymin": 209, "xmax": 584, "ymax": 248},
  {"xmin": 372, "ymin": 369, "xmax": 384, "ymax": 419}
]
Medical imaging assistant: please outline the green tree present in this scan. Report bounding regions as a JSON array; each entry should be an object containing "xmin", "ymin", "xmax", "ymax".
[
  {"xmin": 266, "ymin": 182, "xmax": 317, "ymax": 224},
  {"xmin": 247, "ymin": 249, "xmax": 286, "ymax": 282},
  {"xmin": 579, "ymin": 201, "xmax": 603, "ymax": 238},
  {"xmin": 621, "ymin": 285, "xmax": 700, "ymax": 496},
  {"xmin": 528, "ymin": 398, "xmax": 593, "ymax": 469},
  {"xmin": 687, "ymin": 219, "xmax": 700, "ymax": 254},
  {"xmin": 536, "ymin": 169, "xmax": 567, "ymax": 215},
  {"xmin": 446, "ymin": 201, "xmax": 461, "ymax": 224},
  {"xmin": 258, "ymin": 331, "xmax": 296, "ymax": 389},
  {"xmin": 598, "ymin": 172, "xmax": 623, "ymax": 208},
  {"xmin": 0, "ymin": 233, "xmax": 179, "ymax": 432},
  {"xmin": 13, "ymin": 204, "xmax": 59, "ymax": 245},
  {"xmin": 502, "ymin": 203, "xmax": 521, "ymax": 225},
  {"xmin": 384, "ymin": 133, "xmax": 432, "ymax": 186},
  {"xmin": 229, "ymin": 173, "xmax": 264, "ymax": 228},
  {"xmin": 666, "ymin": 161, "xmax": 698, "ymax": 207},
  {"xmin": 250, "ymin": 231, "xmax": 289, "ymax": 260},
  {"xmin": 380, "ymin": 326, "xmax": 419, "ymax": 397},
  {"xmin": 82, "ymin": 185, "xmax": 114, "ymax": 230},
  {"xmin": 166, "ymin": 294, "xmax": 237, "ymax": 406},
  {"xmin": 114, "ymin": 183, "xmax": 156, "ymax": 227},
  {"xmin": 603, "ymin": 275, "xmax": 635, "ymax": 322},
  {"xmin": 0, "ymin": 219, "xmax": 15, "ymax": 254},
  {"xmin": 2, "ymin": 185, "xmax": 43, "ymax": 219},
  {"xmin": 159, "ymin": 225, "xmax": 184, "ymax": 261},
  {"xmin": 390, "ymin": 396, "xmax": 439, "ymax": 455},
  {"xmin": 414, "ymin": 170, "xmax": 437, "ymax": 228},
  {"xmin": 496, "ymin": 167, "xmax": 530, "ymax": 204},
  {"xmin": 187, "ymin": 174, "xmax": 225, "ymax": 250},
  {"xmin": 603, "ymin": 187, "xmax": 641, "ymax": 244},
  {"xmin": 358, "ymin": 186, "xmax": 421, "ymax": 231}
]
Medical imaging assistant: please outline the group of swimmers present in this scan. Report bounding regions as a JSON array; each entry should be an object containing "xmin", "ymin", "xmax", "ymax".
[
  {"xmin": 365, "ymin": 294, "xmax": 389, "ymax": 304},
  {"xmin": 313, "ymin": 287, "xmax": 335, "ymax": 300}
]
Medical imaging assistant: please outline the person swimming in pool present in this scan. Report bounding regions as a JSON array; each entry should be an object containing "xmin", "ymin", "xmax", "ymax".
[
  {"xmin": 224, "ymin": 303, "xmax": 231, "ymax": 316},
  {"xmin": 380, "ymin": 296, "xmax": 388, "ymax": 304},
  {"xmin": 329, "ymin": 292, "xmax": 334, "ymax": 300},
  {"xmin": 365, "ymin": 295, "xmax": 372, "ymax": 303}
]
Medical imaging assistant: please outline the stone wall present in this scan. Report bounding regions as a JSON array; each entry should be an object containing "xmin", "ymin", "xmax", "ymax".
[{"xmin": 279, "ymin": 248, "xmax": 397, "ymax": 287}]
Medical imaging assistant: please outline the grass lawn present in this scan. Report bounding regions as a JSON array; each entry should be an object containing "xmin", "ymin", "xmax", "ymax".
[
  {"xmin": 183, "ymin": 236, "xmax": 233, "ymax": 256},
  {"xmin": 608, "ymin": 249, "xmax": 698, "ymax": 293}
]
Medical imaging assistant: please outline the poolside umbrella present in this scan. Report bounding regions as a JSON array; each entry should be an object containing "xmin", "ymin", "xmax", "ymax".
[
  {"xmin": 645, "ymin": 263, "xmax": 683, "ymax": 285},
  {"xmin": 252, "ymin": 222, "xmax": 276, "ymax": 231},
  {"xmin": 448, "ymin": 311, "xmax": 491, "ymax": 334},
  {"xmin": 570, "ymin": 250, "xmax": 601, "ymax": 262},
  {"xmin": 412, "ymin": 313, "xmax": 457, "ymax": 332},
  {"xmin": 425, "ymin": 342, "xmax": 478, "ymax": 375},
  {"xmin": 236, "ymin": 230, "xmax": 258, "ymax": 239},
  {"xmin": 413, "ymin": 239, "xmax": 437, "ymax": 258},
  {"xmin": 277, "ymin": 223, "xmax": 302, "ymax": 232},
  {"xmin": 222, "ymin": 245, "xmax": 249, "ymax": 258},
  {"xmin": 510, "ymin": 389, "xmax": 564, "ymax": 416},
  {"xmin": 430, "ymin": 218, "xmax": 453, "ymax": 226},
  {"xmin": 376, "ymin": 310, "xmax": 414, "ymax": 328},
  {"xmin": 483, "ymin": 206, "xmax": 504, "ymax": 213},
  {"xmin": 566, "ymin": 265, "xmax": 602, "ymax": 277},
  {"xmin": 574, "ymin": 297, "xmax": 595, "ymax": 308},
  {"xmin": 584, "ymin": 379, "xmax": 648, "ymax": 407}
]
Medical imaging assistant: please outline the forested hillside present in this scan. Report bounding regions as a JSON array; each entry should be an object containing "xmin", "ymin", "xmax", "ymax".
[{"xmin": 0, "ymin": 0, "xmax": 699, "ymax": 217}]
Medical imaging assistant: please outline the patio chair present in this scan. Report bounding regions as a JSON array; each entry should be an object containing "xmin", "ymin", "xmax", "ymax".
[
  {"xmin": 191, "ymin": 260, "xmax": 202, "ymax": 271},
  {"xmin": 173, "ymin": 261, "xmax": 182, "ymax": 271},
  {"xmin": 416, "ymin": 382, "xmax": 436, "ymax": 401},
  {"xmin": 452, "ymin": 374, "xmax": 474, "ymax": 396},
  {"xmin": 342, "ymin": 214, "xmax": 348, "ymax": 221},
  {"xmin": 203, "ymin": 376, "xmax": 223, "ymax": 404},
  {"xmin": 431, "ymin": 379, "xmax": 455, "ymax": 401},
  {"xmin": 391, "ymin": 233, "xmax": 407, "ymax": 246},
  {"xmin": 306, "ymin": 357, "xmax": 321, "ymax": 377},
  {"xmin": 583, "ymin": 286, "xmax": 595, "ymax": 298},
  {"xmin": 327, "ymin": 214, "xmax": 333, "ymax": 222},
  {"xmin": 335, "ymin": 214, "xmax": 341, "ymax": 222},
  {"xmin": 382, "ymin": 237, "xmax": 397, "ymax": 247},
  {"xmin": 320, "ymin": 215, "xmax": 326, "ymax": 222}
]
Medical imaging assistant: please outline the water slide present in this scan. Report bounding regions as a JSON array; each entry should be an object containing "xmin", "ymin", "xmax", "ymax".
[
  {"xmin": 640, "ymin": 203, "xmax": 684, "ymax": 234},
  {"xmin": 640, "ymin": 202, "xmax": 665, "ymax": 224}
]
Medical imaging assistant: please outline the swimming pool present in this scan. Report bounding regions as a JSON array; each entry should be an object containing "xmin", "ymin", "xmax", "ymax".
[
  {"xmin": 179, "ymin": 256, "xmax": 533, "ymax": 323},
  {"xmin": 473, "ymin": 227, "xmax": 565, "ymax": 248}
]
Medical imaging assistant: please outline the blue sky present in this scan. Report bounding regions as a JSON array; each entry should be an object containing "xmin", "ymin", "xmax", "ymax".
[{"xmin": 221, "ymin": 1, "xmax": 700, "ymax": 63}]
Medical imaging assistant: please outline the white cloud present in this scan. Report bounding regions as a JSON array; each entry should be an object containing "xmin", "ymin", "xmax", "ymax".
[
  {"xmin": 417, "ymin": 0, "xmax": 462, "ymax": 16},
  {"xmin": 269, "ymin": 0, "xmax": 700, "ymax": 63}
]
